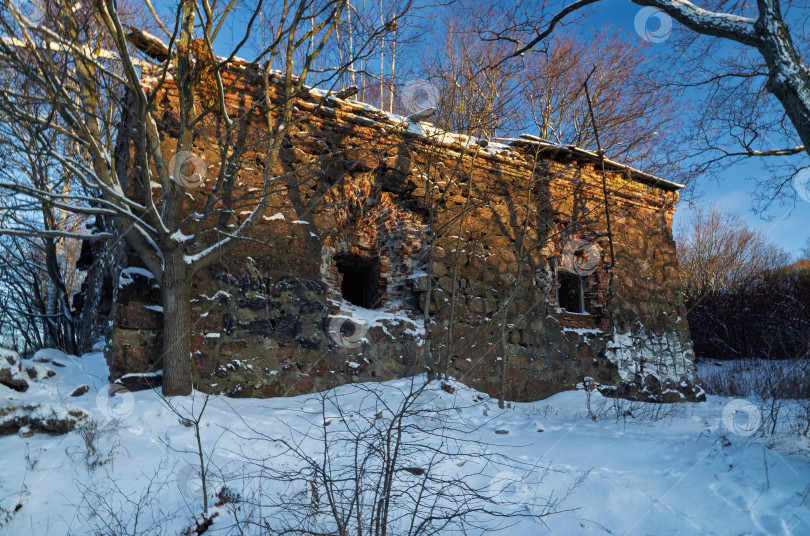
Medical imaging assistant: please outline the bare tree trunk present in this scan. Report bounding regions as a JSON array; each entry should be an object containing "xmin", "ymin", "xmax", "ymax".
[
  {"xmin": 389, "ymin": 14, "xmax": 396, "ymax": 113},
  {"xmin": 162, "ymin": 247, "xmax": 192, "ymax": 396},
  {"xmin": 753, "ymin": 0, "xmax": 810, "ymax": 155},
  {"xmin": 348, "ymin": 1, "xmax": 355, "ymax": 87},
  {"xmin": 497, "ymin": 172, "xmax": 534, "ymax": 409},
  {"xmin": 379, "ymin": 0, "xmax": 385, "ymax": 106},
  {"xmin": 44, "ymin": 236, "xmax": 71, "ymax": 351},
  {"xmin": 61, "ymin": 294, "xmax": 76, "ymax": 355},
  {"xmin": 336, "ymin": 22, "xmax": 344, "ymax": 89},
  {"xmin": 44, "ymin": 274, "xmax": 58, "ymax": 348},
  {"xmin": 632, "ymin": 0, "xmax": 810, "ymax": 157},
  {"xmin": 418, "ymin": 235, "xmax": 435, "ymax": 378}
]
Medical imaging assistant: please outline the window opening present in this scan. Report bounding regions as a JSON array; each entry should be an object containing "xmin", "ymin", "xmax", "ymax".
[{"xmin": 558, "ymin": 270, "xmax": 585, "ymax": 313}]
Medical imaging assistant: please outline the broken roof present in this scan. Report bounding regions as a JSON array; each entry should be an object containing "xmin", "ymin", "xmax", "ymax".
[
  {"xmin": 127, "ymin": 30, "xmax": 684, "ymax": 193},
  {"xmin": 507, "ymin": 135, "xmax": 685, "ymax": 191}
]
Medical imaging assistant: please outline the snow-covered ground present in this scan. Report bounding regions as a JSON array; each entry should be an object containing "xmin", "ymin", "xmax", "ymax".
[{"xmin": 2, "ymin": 350, "xmax": 810, "ymax": 535}]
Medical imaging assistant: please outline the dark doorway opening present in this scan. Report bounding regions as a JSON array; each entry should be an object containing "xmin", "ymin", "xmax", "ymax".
[
  {"xmin": 558, "ymin": 270, "xmax": 584, "ymax": 313},
  {"xmin": 335, "ymin": 254, "xmax": 382, "ymax": 309}
]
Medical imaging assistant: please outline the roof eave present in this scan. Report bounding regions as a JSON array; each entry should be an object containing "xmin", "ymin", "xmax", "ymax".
[{"xmin": 506, "ymin": 136, "xmax": 685, "ymax": 191}]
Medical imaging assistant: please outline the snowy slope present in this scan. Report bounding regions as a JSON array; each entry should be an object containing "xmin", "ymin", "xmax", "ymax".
[{"xmin": 1, "ymin": 350, "xmax": 809, "ymax": 535}]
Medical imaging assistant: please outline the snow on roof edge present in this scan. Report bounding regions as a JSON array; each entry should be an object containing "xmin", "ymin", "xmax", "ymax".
[
  {"xmin": 506, "ymin": 135, "xmax": 685, "ymax": 191},
  {"xmin": 138, "ymin": 54, "xmax": 683, "ymax": 191}
]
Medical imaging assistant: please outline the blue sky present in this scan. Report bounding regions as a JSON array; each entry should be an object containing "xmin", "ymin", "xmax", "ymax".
[
  {"xmin": 162, "ymin": 0, "xmax": 810, "ymax": 256},
  {"xmin": 583, "ymin": 0, "xmax": 810, "ymax": 256}
]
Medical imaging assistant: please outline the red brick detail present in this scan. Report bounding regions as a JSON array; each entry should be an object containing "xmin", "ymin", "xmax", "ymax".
[{"xmin": 320, "ymin": 175, "xmax": 426, "ymax": 306}]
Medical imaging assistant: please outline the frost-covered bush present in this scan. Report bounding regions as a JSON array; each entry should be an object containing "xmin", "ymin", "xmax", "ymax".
[{"xmin": 232, "ymin": 379, "xmax": 572, "ymax": 536}]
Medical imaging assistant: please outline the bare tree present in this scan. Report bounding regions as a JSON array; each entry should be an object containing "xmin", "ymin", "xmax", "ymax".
[
  {"xmin": 319, "ymin": 0, "xmax": 430, "ymax": 112},
  {"xmin": 423, "ymin": 4, "xmax": 526, "ymax": 140},
  {"xmin": 0, "ymin": 74, "xmax": 87, "ymax": 354},
  {"xmin": 631, "ymin": 0, "xmax": 810, "ymax": 157},
  {"xmin": 419, "ymin": 2, "xmax": 684, "ymax": 180},
  {"xmin": 675, "ymin": 205, "xmax": 810, "ymax": 360},
  {"xmin": 0, "ymin": 0, "xmax": 391, "ymax": 395},
  {"xmin": 675, "ymin": 205, "xmax": 791, "ymax": 299},
  {"xmin": 0, "ymin": 233, "xmax": 84, "ymax": 354},
  {"xmin": 0, "ymin": 236, "xmax": 50, "ymax": 352},
  {"xmin": 229, "ymin": 378, "xmax": 575, "ymax": 535},
  {"xmin": 522, "ymin": 31, "xmax": 683, "ymax": 177},
  {"xmin": 488, "ymin": 0, "xmax": 810, "ymax": 203}
]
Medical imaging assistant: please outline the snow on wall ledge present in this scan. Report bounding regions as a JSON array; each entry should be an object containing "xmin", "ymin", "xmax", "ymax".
[{"xmin": 604, "ymin": 326, "xmax": 704, "ymax": 402}]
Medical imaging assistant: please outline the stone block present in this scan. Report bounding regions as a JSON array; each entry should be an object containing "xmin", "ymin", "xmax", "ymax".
[
  {"xmin": 267, "ymin": 347, "xmax": 298, "ymax": 363},
  {"xmin": 115, "ymin": 305, "xmax": 163, "ymax": 330}
]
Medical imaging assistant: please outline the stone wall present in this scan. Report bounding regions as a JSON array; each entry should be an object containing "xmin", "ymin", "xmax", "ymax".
[{"xmin": 101, "ymin": 62, "xmax": 703, "ymax": 402}]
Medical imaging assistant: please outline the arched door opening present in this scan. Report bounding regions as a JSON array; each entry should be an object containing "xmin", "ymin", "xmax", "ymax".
[
  {"xmin": 335, "ymin": 253, "xmax": 382, "ymax": 309},
  {"xmin": 558, "ymin": 270, "xmax": 585, "ymax": 313}
]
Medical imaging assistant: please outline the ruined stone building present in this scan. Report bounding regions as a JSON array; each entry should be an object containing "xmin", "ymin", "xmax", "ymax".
[{"xmin": 77, "ymin": 58, "xmax": 704, "ymax": 403}]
